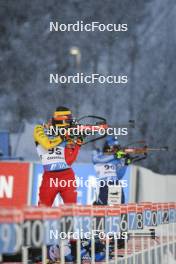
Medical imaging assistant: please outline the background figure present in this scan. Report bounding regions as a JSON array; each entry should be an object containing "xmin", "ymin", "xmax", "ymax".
[{"xmin": 92, "ymin": 136, "xmax": 127, "ymax": 205}]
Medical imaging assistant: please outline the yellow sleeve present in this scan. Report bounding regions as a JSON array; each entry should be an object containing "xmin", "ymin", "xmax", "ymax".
[{"xmin": 33, "ymin": 125, "xmax": 62, "ymax": 150}]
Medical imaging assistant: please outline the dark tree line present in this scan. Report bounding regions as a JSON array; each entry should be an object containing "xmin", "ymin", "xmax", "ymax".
[{"xmin": 0, "ymin": 0, "xmax": 176, "ymax": 173}]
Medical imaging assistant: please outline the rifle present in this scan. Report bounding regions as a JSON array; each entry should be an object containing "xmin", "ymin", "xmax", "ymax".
[
  {"xmin": 46, "ymin": 115, "xmax": 135, "ymax": 145},
  {"xmin": 121, "ymin": 146, "xmax": 168, "ymax": 155},
  {"xmin": 69, "ymin": 117, "xmax": 135, "ymax": 145},
  {"xmin": 115, "ymin": 143, "xmax": 168, "ymax": 163},
  {"xmin": 45, "ymin": 115, "xmax": 107, "ymax": 141},
  {"xmin": 68, "ymin": 115, "xmax": 108, "ymax": 144}
]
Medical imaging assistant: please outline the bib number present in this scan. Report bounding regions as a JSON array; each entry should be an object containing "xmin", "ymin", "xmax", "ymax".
[{"xmin": 48, "ymin": 147, "xmax": 62, "ymax": 155}]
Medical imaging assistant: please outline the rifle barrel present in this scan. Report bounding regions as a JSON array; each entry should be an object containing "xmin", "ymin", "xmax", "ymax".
[
  {"xmin": 147, "ymin": 147, "xmax": 168, "ymax": 151},
  {"xmin": 123, "ymin": 147, "xmax": 168, "ymax": 154}
]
